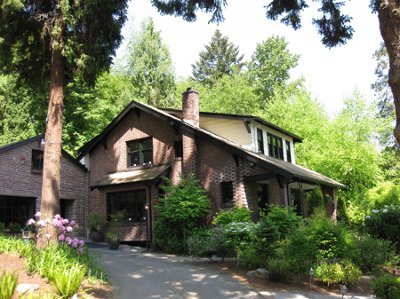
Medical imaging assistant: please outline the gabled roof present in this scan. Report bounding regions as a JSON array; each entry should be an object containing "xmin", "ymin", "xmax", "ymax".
[
  {"xmin": 161, "ymin": 108, "xmax": 303, "ymax": 143},
  {"xmin": 78, "ymin": 101, "xmax": 344, "ymax": 188},
  {"xmin": 0, "ymin": 135, "xmax": 88, "ymax": 172}
]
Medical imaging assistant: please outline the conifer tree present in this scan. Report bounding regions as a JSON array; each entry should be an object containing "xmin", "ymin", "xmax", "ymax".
[
  {"xmin": 192, "ymin": 29, "xmax": 244, "ymax": 86},
  {"xmin": 0, "ymin": 0, "xmax": 128, "ymax": 247},
  {"xmin": 125, "ymin": 18, "xmax": 176, "ymax": 107}
]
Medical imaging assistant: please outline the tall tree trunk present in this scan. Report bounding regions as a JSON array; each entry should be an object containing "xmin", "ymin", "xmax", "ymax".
[
  {"xmin": 38, "ymin": 11, "xmax": 64, "ymax": 248},
  {"xmin": 378, "ymin": 0, "xmax": 400, "ymax": 145}
]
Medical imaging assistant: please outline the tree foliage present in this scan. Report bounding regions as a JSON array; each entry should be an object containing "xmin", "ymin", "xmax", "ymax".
[
  {"xmin": 151, "ymin": 0, "xmax": 400, "ymax": 144},
  {"xmin": 192, "ymin": 29, "xmax": 244, "ymax": 86},
  {"xmin": 248, "ymin": 36, "xmax": 299, "ymax": 104},
  {"xmin": 124, "ymin": 18, "xmax": 176, "ymax": 107},
  {"xmin": 0, "ymin": 74, "xmax": 46, "ymax": 145}
]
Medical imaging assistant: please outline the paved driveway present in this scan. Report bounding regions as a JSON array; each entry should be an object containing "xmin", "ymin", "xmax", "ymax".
[
  {"xmin": 90, "ymin": 245, "xmax": 373, "ymax": 299},
  {"xmin": 90, "ymin": 245, "xmax": 264, "ymax": 299}
]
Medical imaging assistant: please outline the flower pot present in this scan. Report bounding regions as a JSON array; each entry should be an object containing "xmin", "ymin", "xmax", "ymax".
[
  {"xmin": 89, "ymin": 231, "xmax": 104, "ymax": 242},
  {"xmin": 107, "ymin": 239, "xmax": 120, "ymax": 250}
]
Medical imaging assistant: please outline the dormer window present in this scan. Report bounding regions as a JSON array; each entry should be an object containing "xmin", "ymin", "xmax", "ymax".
[
  {"xmin": 31, "ymin": 149, "xmax": 43, "ymax": 172},
  {"xmin": 257, "ymin": 128, "xmax": 264, "ymax": 154},
  {"xmin": 267, "ymin": 133, "xmax": 284, "ymax": 160},
  {"xmin": 127, "ymin": 138, "xmax": 153, "ymax": 167}
]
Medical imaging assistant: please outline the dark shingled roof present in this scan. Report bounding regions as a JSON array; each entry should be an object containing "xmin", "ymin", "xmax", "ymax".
[
  {"xmin": 78, "ymin": 101, "xmax": 345, "ymax": 189},
  {"xmin": 0, "ymin": 134, "xmax": 87, "ymax": 172}
]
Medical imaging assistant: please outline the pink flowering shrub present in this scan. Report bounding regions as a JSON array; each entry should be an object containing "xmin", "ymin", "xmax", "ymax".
[{"xmin": 26, "ymin": 212, "xmax": 85, "ymax": 252}]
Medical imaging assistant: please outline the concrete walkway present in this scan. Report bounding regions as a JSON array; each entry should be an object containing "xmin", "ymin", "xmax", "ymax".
[{"xmin": 89, "ymin": 245, "xmax": 373, "ymax": 299}]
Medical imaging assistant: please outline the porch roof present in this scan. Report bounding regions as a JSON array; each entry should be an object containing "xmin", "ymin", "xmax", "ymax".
[{"xmin": 91, "ymin": 164, "xmax": 170, "ymax": 189}]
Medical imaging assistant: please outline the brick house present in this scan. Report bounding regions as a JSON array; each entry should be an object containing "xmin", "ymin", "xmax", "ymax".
[
  {"xmin": 0, "ymin": 135, "xmax": 88, "ymax": 233},
  {"xmin": 78, "ymin": 88, "xmax": 345, "ymax": 243}
]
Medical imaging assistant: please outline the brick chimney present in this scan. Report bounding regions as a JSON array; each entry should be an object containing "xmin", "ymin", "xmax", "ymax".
[
  {"xmin": 181, "ymin": 88, "xmax": 199, "ymax": 177},
  {"xmin": 182, "ymin": 88, "xmax": 199, "ymax": 127}
]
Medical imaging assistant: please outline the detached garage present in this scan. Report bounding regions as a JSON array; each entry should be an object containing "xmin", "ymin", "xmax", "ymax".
[{"xmin": 0, "ymin": 135, "xmax": 88, "ymax": 234}]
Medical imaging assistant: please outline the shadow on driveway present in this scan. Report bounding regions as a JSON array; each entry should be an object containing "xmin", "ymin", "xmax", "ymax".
[{"xmin": 90, "ymin": 245, "xmax": 264, "ymax": 299}]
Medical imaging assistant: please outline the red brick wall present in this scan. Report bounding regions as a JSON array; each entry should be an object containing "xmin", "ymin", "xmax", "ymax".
[
  {"xmin": 88, "ymin": 110, "xmax": 181, "ymax": 240},
  {"xmin": 0, "ymin": 139, "xmax": 88, "ymax": 235}
]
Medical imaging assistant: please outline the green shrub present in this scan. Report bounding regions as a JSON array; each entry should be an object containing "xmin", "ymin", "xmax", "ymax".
[
  {"xmin": 371, "ymin": 274, "xmax": 400, "ymax": 299},
  {"xmin": 253, "ymin": 206, "xmax": 301, "ymax": 256},
  {"xmin": 285, "ymin": 214, "xmax": 357, "ymax": 273},
  {"xmin": 221, "ymin": 221, "xmax": 256, "ymax": 253},
  {"xmin": 366, "ymin": 181, "xmax": 400, "ymax": 209},
  {"xmin": 7, "ymin": 222, "xmax": 22, "ymax": 233},
  {"xmin": 213, "ymin": 208, "xmax": 252, "ymax": 227},
  {"xmin": 315, "ymin": 259, "xmax": 361, "ymax": 286},
  {"xmin": 155, "ymin": 174, "xmax": 211, "ymax": 253},
  {"xmin": 237, "ymin": 247, "xmax": 266, "ymax": 269},
  {"xmin": 186, "ymin": 228, "xmax": 214, "ymax": 257},
  {"xmin": 356, "ymin": 235, "xmax": 398, "ymax": 273},
  {"xmin": 307, "ymin": 187, "xmax": 324, "ymax": 215},
  {"xmin": 364, "ymin": 205, "xmax": 400, "ymax": 252},
  {"xmin": 0, "ymin": 272, "xmax": 17, "ymax": 299},
  {"xmin": 48, "ymin": 263, "xmax": 86, "ymax": 299},
  {"xmin": 266, "ymin": 259, "xmax": 292, "ymax": 282}
]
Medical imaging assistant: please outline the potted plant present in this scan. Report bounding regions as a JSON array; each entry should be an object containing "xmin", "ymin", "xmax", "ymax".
[
  {"xmin": 88, "ymin": 212, "xmax": 105, "ymax": 242},
  {"xmin": 106, "ymin": 231, "xmax": 120, "ymax": 250}
]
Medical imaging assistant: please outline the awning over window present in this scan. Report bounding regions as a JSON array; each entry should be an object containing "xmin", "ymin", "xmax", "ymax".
[{"xmin": 91, "ymin": 164, "xmax": 170, "ymax": 189}]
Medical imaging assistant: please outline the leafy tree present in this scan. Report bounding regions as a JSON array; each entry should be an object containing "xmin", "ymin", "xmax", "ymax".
[
  {"xmin": 265, "ymin": 88, "xmax": 382, "ymax": 196},
  {"xmin": 0, "ymin": 74, "xmax": 46, "ymax": 145},
  {"xmin": 150, "ymin": 0, "xmax": 400, "ymax": 145},
  {"xmin": 124, "ymin": 18, "xmax": 176, "ymax": 107},
  {"xmin": 248, "ymin": 36, "xmax": 299, "ymax": 105},
  {"xmin": 192, "ymin": 29, "xmax": 244, "ymax": 86},
  {"xmin": 0, "ymin": 1, "xmax": 128, "ymax": 246},
  {"xmin": 63, "ymin": 72, "xmax": 135, "ymax": 154}
]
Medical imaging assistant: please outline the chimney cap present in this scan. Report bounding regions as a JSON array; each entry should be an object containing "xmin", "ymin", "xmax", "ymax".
[{"xmin": 182, "ymin": 87, "xmax": 199, "ymax": 95}]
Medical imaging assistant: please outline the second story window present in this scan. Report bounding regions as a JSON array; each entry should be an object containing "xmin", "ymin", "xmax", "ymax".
[
  {"xmin": 127, "ymin": 138, "xmax": 152, "ymax": 167},
  {"xmin": 267, "ymin": 133, "xmax": 284, "ymax": 160},
  {"xmin": 286, "ymin": 140, "xmax": 292, "ymax": 163},
  {"xmin": 257, "ymin": 128, "xmax": 264, "ymax": 154},
  {"xmin": 31, "ymin": 149, "xmax": 43, "ymax": 172}
]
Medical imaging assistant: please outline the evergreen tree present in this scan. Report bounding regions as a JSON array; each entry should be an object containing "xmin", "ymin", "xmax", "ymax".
[
  {"xmin": 192, "ymin": 29, "xmax": 244, "ymax": 86},
  {"xmin": 125, "ymin": 18, "xmax": 176, "ymax": 107},
  {"xmin": 0, "ymin": 0, "xmax": 128, "ymax": 247}
]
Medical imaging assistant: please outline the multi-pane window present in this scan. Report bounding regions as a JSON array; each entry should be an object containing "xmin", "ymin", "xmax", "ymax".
[
  {"xmin": 267, "ymin": 133, "xmax": 284, "ymax": 160},
  {"xmin": 286, "ymin": 140, "xmax": 292, "ymax": 163},
  {"xmin": 221, "ymin": 181, "xmax": 234, "ymax": 204},
  {"xmin": 127, "ymin": 138, "xmax": 152, "ymax": 167},
  {"xmin": 31, "ymin": 149, "xmax": 44, "ymax": 171},
  {"xmin": 107, "ymin": 190, "xmax": 146, "ymax": 223},
  {"xmin": 257, "ymin": 128, "xmax": 264, "ymax": 154},
  {"xmin": 0, "ymin": 196, "xmax": 35, "ymax": 226}
]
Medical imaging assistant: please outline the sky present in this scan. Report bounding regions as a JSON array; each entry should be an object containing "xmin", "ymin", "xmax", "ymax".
[{"xmin": 117, "ymin": 0, "xmax": 382, "ymax": 115}]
